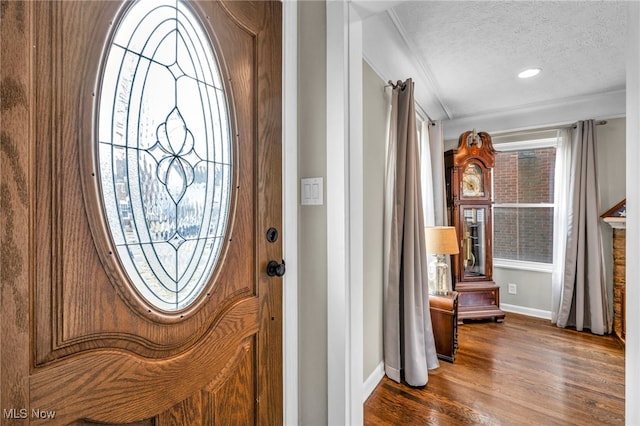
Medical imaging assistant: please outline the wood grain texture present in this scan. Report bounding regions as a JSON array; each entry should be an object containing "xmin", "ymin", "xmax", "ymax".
[
  {"xmin": 69, "ymin": 419, "xmax": 153, "ymax": 426},
  {"xmin": 30, "ymin": 299, "xmax": 259, "ymax": 425},
  {"xmin": 158, "ymin": 390, "xmax": 208, "ymax": 425},
  {"xmin": 2, "ymin": 0, "xmax": 284, "ymax": 424},
  {"xmin": 0, "ymin": 0, "xmax": 32, "ymax": 421},
  {"xmin": 445, "ymin": 131, "xmax": 504, "ymax": 321},
  {"xmin": 212, "ymin": 339, "xmax": 256, "ymax": 425},
  {"xmin": 365, "ymin": 313, "xmax": 625, "ymax": 425},
  {"xmin": 251, "ymin": 0, "xmax": 283, "ymax": 424},
  {"xmin": 429, "ymin": 292, "xmax": 458, "ymax": 362},
  {"xmin": 32, "ymin": 0, "xmax": 260, "ymax": 366}
]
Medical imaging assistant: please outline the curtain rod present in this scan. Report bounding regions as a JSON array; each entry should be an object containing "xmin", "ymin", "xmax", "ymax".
[
  {"xmin": 491, "ymin": 120, "xmax": 608, "ymax": 138},
  {"xmin": 573, "ymin": 120, "xmax": 608, "ymax": 128},
  {"xmin": 386, "ymin": 79, "xmax": 406, "ymax": 90},
  {"xmin": 384, "ymin": 80, "xmax": 437, "ymax": 126}
]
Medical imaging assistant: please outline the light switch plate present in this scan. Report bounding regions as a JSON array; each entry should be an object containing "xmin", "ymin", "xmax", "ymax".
[{"xmin": 301, "ymin": 177, "xmax": 323, "ymax": 205}]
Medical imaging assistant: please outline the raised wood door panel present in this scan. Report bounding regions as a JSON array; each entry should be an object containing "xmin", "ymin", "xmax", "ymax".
[
  {"xmin": 33, "ymin": 0, "xmax": 260, "ymax": 364},
  {"xmin": 1, "ymin": 1, "xmax": 282, "ymax": 424}
]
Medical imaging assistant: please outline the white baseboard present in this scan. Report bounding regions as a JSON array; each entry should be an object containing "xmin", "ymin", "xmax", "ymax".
[
  {"xmin": 363, "ymin": 362, "xmax": 385, "ymax": 403},
  {"xmin": 501, "ymin": 303, "xmax": 552, "ymax": 320}
]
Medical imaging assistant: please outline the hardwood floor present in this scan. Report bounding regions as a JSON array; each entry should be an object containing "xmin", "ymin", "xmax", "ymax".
[{"xmin": 364, "ymin": 313, "xmax": 625, "ymax": 425}]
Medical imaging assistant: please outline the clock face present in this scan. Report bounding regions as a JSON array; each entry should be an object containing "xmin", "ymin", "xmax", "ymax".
[{"xmin": 462, "ymin": 164, "xmax": 483, "ymax": 197}]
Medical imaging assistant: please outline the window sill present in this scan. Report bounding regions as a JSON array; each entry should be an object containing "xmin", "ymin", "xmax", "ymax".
[{"xmin": 494, "ymin": 259, "xmax": 553, "ymax": 273}]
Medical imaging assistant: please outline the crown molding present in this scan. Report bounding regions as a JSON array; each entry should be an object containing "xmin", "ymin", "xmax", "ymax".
[
  {"xmin": 362, "ymin": 11, "xmax": 449, "ymax": 120},
  {"xmin": 443, "ymin": 89, "xmax": 626, "ymax": 140},
  {"xmin": 361, "ymin": 6, "xmax": 625, "ymax": 138},
  {"xmin": 385, "ymin": 9, "xmax": 451, "ymax": 119}
]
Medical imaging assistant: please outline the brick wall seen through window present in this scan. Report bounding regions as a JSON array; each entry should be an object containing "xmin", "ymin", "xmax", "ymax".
[{"xmin": 493, "ymin": 147, "xmax": 556, "ymax": 263}]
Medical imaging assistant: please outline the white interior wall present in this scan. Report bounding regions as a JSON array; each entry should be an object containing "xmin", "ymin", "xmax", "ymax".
[
  {"xmin": 362, "ymin": 61, "xmax": 386, "ymax": 390},
  {"xmin": 596, "ymin": 118, "xmax": 627, "ymax": 318},
  {"xmin": 297, "ymin": 2, "xmax": 328, "ymax": 424},
  {"xmin": 625, "ymin": 3, "xmax": 639, "ymax": 423}
]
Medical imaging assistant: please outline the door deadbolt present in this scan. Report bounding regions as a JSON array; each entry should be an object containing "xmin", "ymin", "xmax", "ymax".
[{"xmin": 266, "ymin": 227, "xmax": 279, "ymax": 243}]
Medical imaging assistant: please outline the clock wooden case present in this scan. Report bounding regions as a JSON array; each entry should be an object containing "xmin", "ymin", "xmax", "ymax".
[{"xmin": 445, "ymin": 130, "xmax": 505, "ymax": 322}]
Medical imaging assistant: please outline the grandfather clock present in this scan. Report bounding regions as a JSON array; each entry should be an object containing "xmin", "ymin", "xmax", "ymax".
[{"xmin": 445, "ymin": 130, "xmax": 505, "ymax": 322}]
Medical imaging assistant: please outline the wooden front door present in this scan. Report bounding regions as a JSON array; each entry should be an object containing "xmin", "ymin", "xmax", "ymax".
[{"xmin": 1, "ymin": 1, "xmax": 282, "ymax": 424}]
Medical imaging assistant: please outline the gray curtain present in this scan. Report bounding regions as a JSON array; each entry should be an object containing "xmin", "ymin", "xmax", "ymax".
[
  {"xmin": 556, "ymin": 120, "xmax": 612, "ymax": 335},
  {"xmin": 383, "ymin": 79, "xmax": 439, "ymax": 386}
]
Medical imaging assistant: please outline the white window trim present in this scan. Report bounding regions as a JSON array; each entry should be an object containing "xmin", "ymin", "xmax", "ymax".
[
  {"xmin": 493, "ymin": 137, "xmax": 558, "ymax": 268},
  {"xmin": 494, "ymin": 258, "xmax": 553, "ymax": 273},
  {"xmin": 494, "ymin": 203, "xmax": 554, "ymax": 208},
  {"xmin": 494, "ymin": 137, "xmax": 558, "ymax": 152}
]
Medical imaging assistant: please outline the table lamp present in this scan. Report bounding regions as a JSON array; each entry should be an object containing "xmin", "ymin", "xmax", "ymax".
[{"xmin": 425, "ymin": 226, "xmax": 459, "ymax": 294}]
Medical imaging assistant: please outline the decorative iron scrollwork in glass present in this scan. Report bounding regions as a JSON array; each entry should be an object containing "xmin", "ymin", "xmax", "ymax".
[{"xmin": 97, "ymin": 0, "xmax": 231, "ymax": 311}]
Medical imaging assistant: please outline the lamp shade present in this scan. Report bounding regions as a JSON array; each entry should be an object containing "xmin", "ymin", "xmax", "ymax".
[{"xmin": 424, "ymin": 226, "xmax": 459, "ymax": 255}]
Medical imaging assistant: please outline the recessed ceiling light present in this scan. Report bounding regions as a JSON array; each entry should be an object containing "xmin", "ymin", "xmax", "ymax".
[{"xmin": 518, "ymin": 68, "xmax": 541, "ymax": 79}]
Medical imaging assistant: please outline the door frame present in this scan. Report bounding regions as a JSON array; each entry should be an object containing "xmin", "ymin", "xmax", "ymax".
[
  {"xmin": 282, "ymin": 1, "xmax": 299, "ymax": 424},
  {"xmin": 283, "ymin": 2, "xmax": 365, "ymax": 423},
  {"xmin": 326, "ymin": 2, "xmax": 364, "ymax": 425}
]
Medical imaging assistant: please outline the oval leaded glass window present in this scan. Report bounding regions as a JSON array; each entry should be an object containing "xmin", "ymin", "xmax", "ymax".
[{"xmin": 97, "ymin": 0, "xmax": 232, "ymax": 312}]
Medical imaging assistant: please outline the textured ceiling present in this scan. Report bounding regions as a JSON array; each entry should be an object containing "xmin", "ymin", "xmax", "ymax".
[{"xmin": 386, "ymin": 1, "xmax": 627, "ymax": 120}]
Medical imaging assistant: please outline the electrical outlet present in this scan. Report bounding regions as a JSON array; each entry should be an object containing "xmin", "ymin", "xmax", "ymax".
[{"xmin": 508, "ymin": 283, "xmax": 517, "ymax": 295}]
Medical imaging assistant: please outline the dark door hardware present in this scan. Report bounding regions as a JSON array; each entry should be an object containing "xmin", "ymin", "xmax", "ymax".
[{"xmin": 266, "ymin": 259, "xmax": 286, "ymax": 277}]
